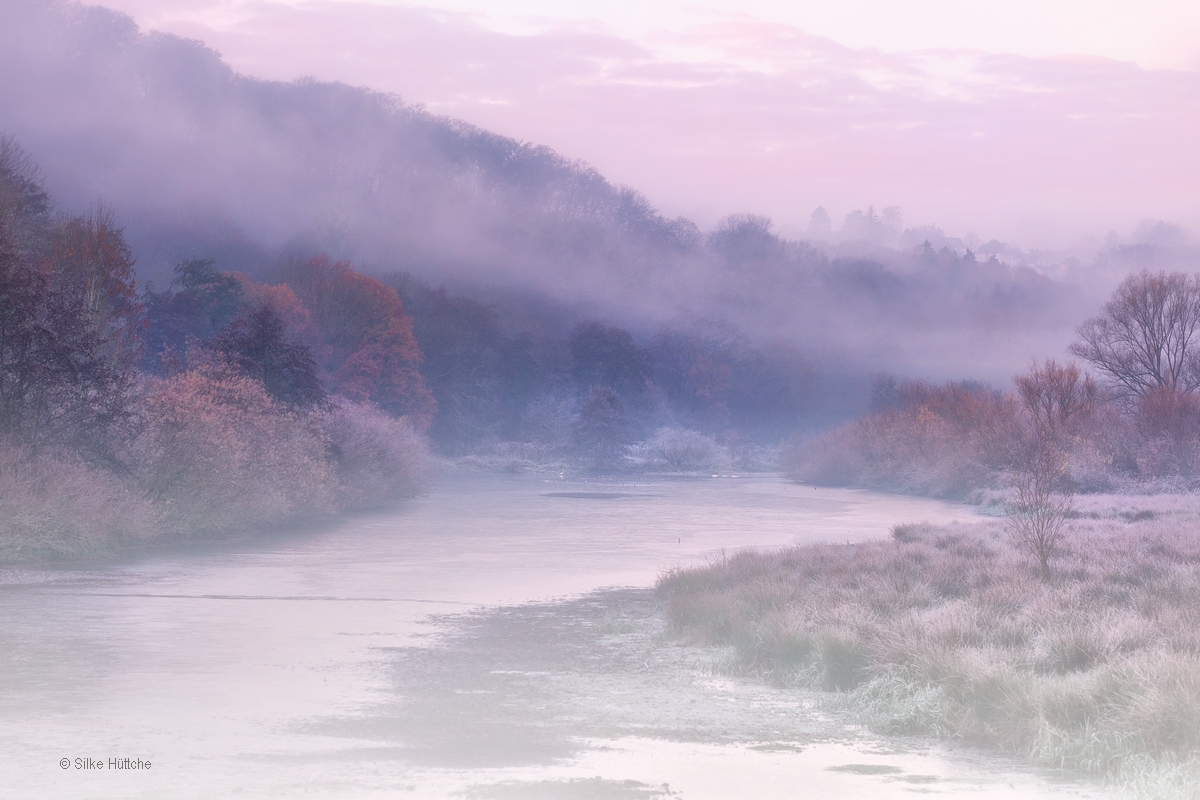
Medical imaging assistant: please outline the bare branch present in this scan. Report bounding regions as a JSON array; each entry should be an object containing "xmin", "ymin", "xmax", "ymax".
[{"xmin": 1069, "ymin": 271, "xmax": 1200, "ymax": 399}]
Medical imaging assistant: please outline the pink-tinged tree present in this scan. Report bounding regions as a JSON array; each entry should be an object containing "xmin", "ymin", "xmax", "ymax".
[
  {"xmin": 136, "ymin": 361, "xmax": 336, "ymax": 534},
  {"xmin": 49, "ymin": 206, "xmax": 143, "ymax": 369},
  {"xmin": 236, "ymin": 277, "xmax": 325, "ymax": 362},
  {"xmin": 211, "ymin": 301, "xmax": 326, "ymax": 409}
]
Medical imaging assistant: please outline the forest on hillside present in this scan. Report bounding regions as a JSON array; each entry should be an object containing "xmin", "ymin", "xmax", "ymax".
[
  {"xmin": 8, "ymin": 0, "xmax": 1193, "ymax": 385},
  {"xmin": 0, "ymin": 134, "xmax": 858, "ymax": 562}
]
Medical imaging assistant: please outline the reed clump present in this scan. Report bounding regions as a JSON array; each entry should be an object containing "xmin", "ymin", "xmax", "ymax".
[{"xmin": 657, "ymin": 512, "xmax": 1200, "ymax": 791}]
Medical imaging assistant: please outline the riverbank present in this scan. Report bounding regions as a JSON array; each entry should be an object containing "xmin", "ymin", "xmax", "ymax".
[
  {"xmin": 350, "ymin": 588, "xmax": 1110, "ymax": 799},
  {"xmin": 0, "ymin": 398, "xmax": 433, "ymax": 564},
  {"xmin": 656, "ymin": 495, "xmax": 1200, "ymax": 798}
]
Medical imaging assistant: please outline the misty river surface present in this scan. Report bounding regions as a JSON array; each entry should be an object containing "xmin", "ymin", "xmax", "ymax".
[{"xmin": 1, "ymin": 472, "xmax": 1111, "ymax": 799}]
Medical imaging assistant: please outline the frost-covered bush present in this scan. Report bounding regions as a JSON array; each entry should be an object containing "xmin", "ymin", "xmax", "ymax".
[
  {"xmin": 318, "ymin": 399, "xmax": 433, "ymax": 507},
  {"xmin": 640, "ymin": 427, "xmax": 730, "ymax": 471},
  {"xmin": 455, "ymin": 440, "xmax": 567, "ymax": 474},
  {"xmin": 134, "ymin": 363, "xmax": 336, "ymax": 536},
  {"xmin": 785, "ymin": 415, "xmax": 994, "ymax": 498},
  {"xmin": 0, "ymin": 444, "xmax": 156, "ymax": 561},
  {"xmin": 729, "ymin": 443, "xmax": 780, "ymax": 472}
]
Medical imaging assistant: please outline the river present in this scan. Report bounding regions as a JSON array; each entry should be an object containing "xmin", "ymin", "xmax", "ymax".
[{"xmin": 0, "ymin": 471, "xmax": 1111, "ymax": 799}]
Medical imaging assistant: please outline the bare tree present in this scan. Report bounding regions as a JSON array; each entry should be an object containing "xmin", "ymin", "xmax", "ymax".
[
  {"xmin": 1009, "ymin": 363, "xmax": 1087, "ymax": 580},
  {"xmin": 1008, "ymin": 442, "xmax": 1073, "ymax": 581},
  {"xmin": 1070, "ymin": 271, "xmax": 1200, "ymax": 399},
  {"xmin": 1014, "ymin": 359, "xmax": 1098, "ymax": 441}
]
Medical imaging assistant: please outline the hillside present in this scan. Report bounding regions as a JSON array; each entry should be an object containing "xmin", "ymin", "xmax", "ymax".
[{"xmin": 0, "ymin": 0, "xmax": 1118, "ymax": 382}]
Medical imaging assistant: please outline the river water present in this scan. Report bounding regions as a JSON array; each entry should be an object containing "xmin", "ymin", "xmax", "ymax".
[{"xmin": 0, "ymin": 472, "xmax": 1111, "ymax": 799}]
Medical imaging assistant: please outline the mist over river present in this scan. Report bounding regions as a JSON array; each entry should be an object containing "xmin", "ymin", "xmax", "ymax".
[{"xmin": 0, "ymin": 472, "xmax": 1111, "ymax": 799}]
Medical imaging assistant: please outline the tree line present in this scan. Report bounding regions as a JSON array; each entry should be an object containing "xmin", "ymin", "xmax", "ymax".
[
  {"xmin": 791, "ymin": 269, "xmax": 1200, "ymax": 503},
  {"xmin": 387, "ymin": 271, "xmax": 861, "ymax": 461},
  {"xmin": 0, "ymin": 138, "xmax": 432, "ymax": 560}
]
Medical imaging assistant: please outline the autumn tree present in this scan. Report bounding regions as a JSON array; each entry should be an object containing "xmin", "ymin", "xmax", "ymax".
[
  {"xmin": 0, "ymin": 234, "xmax": 61, "ymax": 444},
  {"xmin": 389, "ymin": 273, "xmax": 537, "ymax": 449},
  {"xmin": 142, "ymin": 258, "xmax": 245, "ymax": 371},
  {"xmin": 135, "ymin": 361, "xmax": 335, "ymax": 534},
  {"xmin": 1070, "ymin": 271, "xmax": 1200, "ymax": 399},
  {"xmin": 276, "ymin": 255, "xmax": 435, "ymax": 428},
  {"xmin": 0, "ymin": 139, "xmax": 57, "ymax": 444},
  {"xmin": 573, "ymin": 386, "xmax": 628, "ymax": 471},
  {"xmin": 651, "ymin": 320, "xmax": 743, "ymax": 430},
  {"xmin": 1014, "ymin": 359, "xmax": 1097, "ymax": 442},
  {"xmin": 569, "ymin": 321, "xmax": 650, "ymax": 399},
  {"xmin": 49, "ymin": 206, "xmax": 144, "ymax": 380}
]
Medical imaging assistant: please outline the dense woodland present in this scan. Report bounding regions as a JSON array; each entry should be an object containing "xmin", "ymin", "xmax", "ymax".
[
  {"xmin": 0, "ymin": 133, "xmax": 856, "ymax": 561},
  {"xmin": 0, "ymin": 140, "xmax": 432, "ymax": 560}
]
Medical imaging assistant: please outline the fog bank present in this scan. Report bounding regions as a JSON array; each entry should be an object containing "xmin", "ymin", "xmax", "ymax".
[{"xmin": 2, "ymin": 1, "xmax": 1196, "ymax": 384}]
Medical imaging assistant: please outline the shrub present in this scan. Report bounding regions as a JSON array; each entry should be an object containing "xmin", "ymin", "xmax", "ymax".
[
  {"xmin": 133, "ymin": 362, "xmax": 336, "ymax": 537},
  {"xmin": 785, "ymin": 382, "xmax": 1014, "ymax": 498},
  {"xmin": 639, "ymin": 427, "xmax": 729, "ymax": 471},
  {"xmin": 0, "ymin": 443, "xmax": 155, "ymax": 561},
  {"xmin": 318, "ymin": 399, "xmax": 433, "ymax": 508}
]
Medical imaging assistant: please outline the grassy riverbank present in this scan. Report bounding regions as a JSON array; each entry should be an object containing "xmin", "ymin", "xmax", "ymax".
[{"xmin": 657, "ymin": 498, "xmax": 1200, "ymax": 796}]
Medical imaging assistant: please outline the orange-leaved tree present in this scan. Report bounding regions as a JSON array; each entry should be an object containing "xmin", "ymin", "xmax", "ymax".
[{"xmin": 277, "ymin": 255, "xmax": 435, "ymax": 429}]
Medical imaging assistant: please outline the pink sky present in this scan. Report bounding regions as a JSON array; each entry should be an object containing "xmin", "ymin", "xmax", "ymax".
[{"xmin": 97, "ymin": 0, "xmax": 1200, "ymax": 247}]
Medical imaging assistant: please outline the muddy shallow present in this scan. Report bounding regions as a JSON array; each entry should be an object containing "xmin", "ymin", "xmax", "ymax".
[{"xmin": 0, "ymin": 472, "xmax": 1110, "ymax": 798}]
